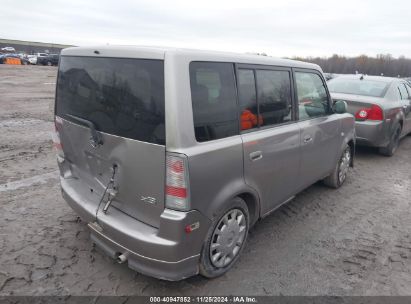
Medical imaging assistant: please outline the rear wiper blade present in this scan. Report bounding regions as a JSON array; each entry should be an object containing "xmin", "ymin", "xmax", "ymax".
[{"xmin": 65, "ymin": 114, "xmax": 103, "ymax": 147}]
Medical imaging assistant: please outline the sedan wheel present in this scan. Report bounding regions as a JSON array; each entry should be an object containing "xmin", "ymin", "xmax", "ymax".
[
  {"xmin": 390, "ymin": 127, "xmax": 401, "ymax": 154},
  {"xmin": 379, "ymin": 124, "xmax": 401, "ymax": 156}
]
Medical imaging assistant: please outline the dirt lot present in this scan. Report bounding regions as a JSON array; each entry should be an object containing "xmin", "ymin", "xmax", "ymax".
[{"xmin": 0, "ymin": 65, "xmax": 411, "ymax": 296}]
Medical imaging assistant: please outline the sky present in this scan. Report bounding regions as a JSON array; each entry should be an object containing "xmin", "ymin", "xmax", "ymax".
[{"xmin": 1, "ymin": 0, "xmax": 410, "ymax": 58}]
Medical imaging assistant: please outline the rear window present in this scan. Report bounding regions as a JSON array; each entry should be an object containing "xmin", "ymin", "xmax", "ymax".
[
  {"xmin": 328, "ymin": 78, "xmax": 389, "ymax": 97},
  {"xmin": 189, "ymin": 62, "xmax": 238, "ymax": 142},
  {"xmin": 56, "ymin": 56, "xmax": 165, "ymax": 145}
]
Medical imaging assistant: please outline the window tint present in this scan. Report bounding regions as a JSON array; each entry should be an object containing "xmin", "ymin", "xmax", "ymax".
[
  {"xmin": 295, "ymin": 72, "xmax": 329, "ymax": 119},
  {"xmin": 256, "ymin": 70, "xmax": 292, "ymax": 126},
  {"xmin": 238, "ymin": 69, "xmax": 259, "ymax": 131},
  {"xmin": 190, "ymin": 62, "xmax": 238, "ymax": 142},
  {"xmin": 398, "ymin": 84, "xmax": 409, "ymax": 100},
  {"xmin": 56, "ymin": 56, "xmax": 165, "ymax": 144}
]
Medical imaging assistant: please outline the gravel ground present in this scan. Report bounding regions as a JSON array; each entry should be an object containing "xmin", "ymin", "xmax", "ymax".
[{"xmin": 0, "ymin": 65, "xmax": 411, "ymax": 296}]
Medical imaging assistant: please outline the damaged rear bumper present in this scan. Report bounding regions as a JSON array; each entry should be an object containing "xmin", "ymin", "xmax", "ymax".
[{"xmin": 61, "ymin": 177, "xmax": 211, "ymax": 281}]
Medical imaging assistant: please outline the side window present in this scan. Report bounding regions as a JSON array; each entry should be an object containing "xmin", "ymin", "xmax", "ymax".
[
  {"xmin": 256, "ymin": 70, "xmax": 292, "ymax": 126},
  {"xmin": 398, "ymin": 84, "xmax": 409, "ymax": 100},
  {"xmin": 190, "ymin": 62, "xmax": 238, "ymax": 142},
  {"xmin": 295, "ymin": 72, "xmax": 329, "ymax": 120},
  {"xmin": 238, "ymin": 69, "xmax": 259, "ymax": 131}
]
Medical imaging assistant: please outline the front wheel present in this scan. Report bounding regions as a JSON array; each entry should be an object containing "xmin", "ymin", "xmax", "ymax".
[
  {"xmin": 323, "ymin": 144, "xmax": 351, "ymax": 188},
  {"xmin": 199, "ymin": 197, "xmax": 249, "ymax": 278}
]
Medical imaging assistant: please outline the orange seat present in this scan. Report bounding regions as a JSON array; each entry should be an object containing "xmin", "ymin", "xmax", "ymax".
[{"xmin": 241, "ymin": 109, "xmax": 263, "ymax": 130}]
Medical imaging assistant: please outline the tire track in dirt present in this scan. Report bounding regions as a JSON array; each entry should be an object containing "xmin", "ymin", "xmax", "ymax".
[{"xmin": 0, "ymin": 171, "xmax": 59, "ymax": 192}]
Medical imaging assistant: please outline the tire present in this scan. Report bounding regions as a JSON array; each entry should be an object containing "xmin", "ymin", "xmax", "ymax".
[
  {"xmin": 323, "ymin": 144, "xmax": 351, "ymax": 189},
  {"xmin": 199, "ymin": 197, "xmax": 249, "ymax": 279},
  {"xmin": 379, "ymin": 124, "xmax": 401, "ymax": 157},
  {"xmin": 47, "ymin": 61, "xmax": 52, "ymax": 66}
]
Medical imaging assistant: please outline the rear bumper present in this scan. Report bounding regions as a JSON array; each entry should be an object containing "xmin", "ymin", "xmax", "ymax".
[
  {"xmin": 88, "ymin": 222, "xmax": 200, "ymax": 281},
  {"xmin": 61, "ymin": 177, "xmax": 211, "ymax": 281},
  {"xmin": 355, "ymin": 120, "xmax": 389, "ymax": 147}
]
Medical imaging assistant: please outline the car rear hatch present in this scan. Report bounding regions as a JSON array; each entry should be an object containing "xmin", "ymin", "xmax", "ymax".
[{"xmin": 55, "ymin": 54, "xmax": 166, "ymax": 228}]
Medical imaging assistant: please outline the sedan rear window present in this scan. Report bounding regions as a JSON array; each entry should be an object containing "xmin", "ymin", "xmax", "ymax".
[
  {"xmin": 328, "ymin": 78, "xmax": 389, "ymax": 97},
  {"xmin": 56, "ymin": 56, "xmax": 165, "ymax": 145}
]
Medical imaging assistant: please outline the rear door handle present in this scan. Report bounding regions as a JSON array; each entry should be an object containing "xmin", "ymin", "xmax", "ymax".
[
  {"xmin": 303, "ymin": 136, "xmax": 313, "ymax": 143},
  {"xmin": 249, "ymin": 151, "xmax": 263, "ymax": 161}
]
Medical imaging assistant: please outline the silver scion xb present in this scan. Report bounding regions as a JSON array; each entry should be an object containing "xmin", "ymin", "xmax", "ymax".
[
  {"xmin": 328, "ymin": 75, "xmax": 411, "ymax": 156},
  {"xmin": 53, "ymin": 46, "xmax": 355, "ymax": 280}
]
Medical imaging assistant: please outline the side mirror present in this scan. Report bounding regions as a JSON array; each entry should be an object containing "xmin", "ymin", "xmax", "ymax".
[{"xmin": 333, "ymin": 100, "xmax": 347, "ymax": 114}]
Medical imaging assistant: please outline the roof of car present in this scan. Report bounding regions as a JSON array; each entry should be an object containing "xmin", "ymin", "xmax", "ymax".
[{"xmin": 61, "ymin": 45, "xmax": 320, "ymax": 71}]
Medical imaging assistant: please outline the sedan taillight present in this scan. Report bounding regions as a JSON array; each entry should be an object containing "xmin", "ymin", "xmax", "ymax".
[{"xmin": 355, "ymin": 105, "xmax": 383, "ymax": 121}]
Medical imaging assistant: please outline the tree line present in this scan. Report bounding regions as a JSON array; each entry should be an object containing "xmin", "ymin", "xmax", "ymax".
[{"xmin": 292, "ymin": 54, "xmax": 411, "ymax": 78}]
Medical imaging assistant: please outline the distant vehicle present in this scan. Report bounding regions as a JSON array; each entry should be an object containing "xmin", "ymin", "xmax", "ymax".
[
  {"xmin": 16, "ymin": 53, "xmax": 30, "ymax": 65},
  {"xmin": 35, "ymin": 52, "xmax": 48, "ymax": 57},
  {"xmin": 1, "ymin": 46, "xmax": 16, "ymax": 52},
  {"xmin": 329, "ymin": 75, "xmax": 411, "ymax": 156},
  {"xmin": 37, "ymin": 54, "xmax": 59, "ymax": 66},
  {"xmin": 27, "ymin": 55, "xmax": 37, "ymax": 65}
]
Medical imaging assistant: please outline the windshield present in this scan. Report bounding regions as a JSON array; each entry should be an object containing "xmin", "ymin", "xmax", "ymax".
[
  {"xmin": 328, "ymin": 78, "xmax": 389, "ymax": 97},
  {"xmin": 56, "ymin": 56, "xmax": 165, "ymax": 145}
]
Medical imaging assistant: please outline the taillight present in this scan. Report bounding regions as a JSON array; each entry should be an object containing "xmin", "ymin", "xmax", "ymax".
[
  {"xmin": 52, "ymin": 116, "xmax": 64, "ymax": 158},
  {"xmin": 165, "ymin": 153, "xmax": 190, "ymax": 211},
  {"xmin": 355, "ymin": 105, "xmax": 383, "ymax": 121}
]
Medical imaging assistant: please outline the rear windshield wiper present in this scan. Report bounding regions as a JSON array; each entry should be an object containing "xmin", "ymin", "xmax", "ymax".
[{"xmin": 65, "ymin": 114, "xmax": 103, "ymax": 147}]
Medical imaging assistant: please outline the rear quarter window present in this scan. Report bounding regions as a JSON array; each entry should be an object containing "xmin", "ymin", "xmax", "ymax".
[{"xmin": 189, "ymin": 62, "xmax": 239, "ymax": 142}]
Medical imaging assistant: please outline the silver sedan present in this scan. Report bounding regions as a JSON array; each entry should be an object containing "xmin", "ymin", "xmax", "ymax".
[{"xmin": 329, "ymin": 75, "xmax": 411, "ymax": 156}]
